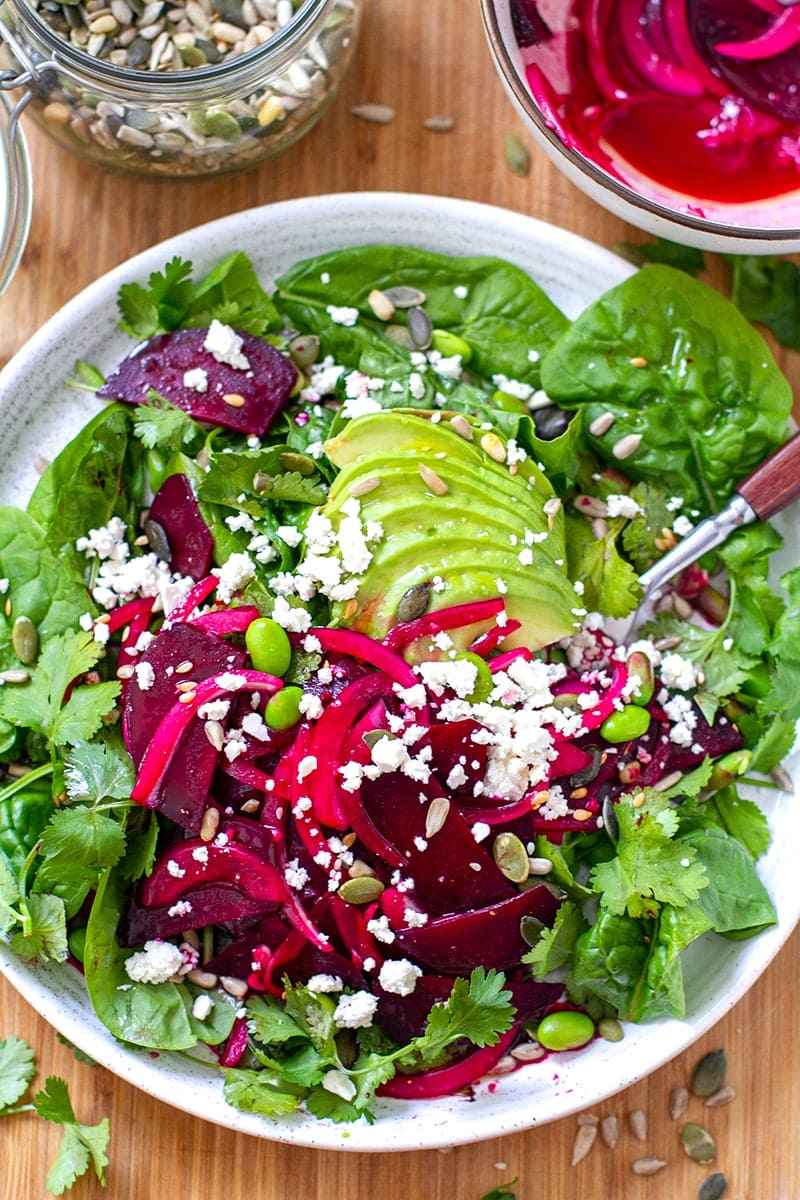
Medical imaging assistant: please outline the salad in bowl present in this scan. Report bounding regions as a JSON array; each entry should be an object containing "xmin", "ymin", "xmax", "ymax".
[{"xmin": 0, "ymin": 196, "xmax": 797, "ymax": 1143}]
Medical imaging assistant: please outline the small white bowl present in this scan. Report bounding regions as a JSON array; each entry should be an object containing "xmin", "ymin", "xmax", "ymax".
[{"xmin": 481, "ymin": 0, "xmax": 800, "ymax": 255}]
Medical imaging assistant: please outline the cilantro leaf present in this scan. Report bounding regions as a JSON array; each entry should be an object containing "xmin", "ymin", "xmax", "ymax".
[
  {"xmin": 304, "ymin": 1083, "xmax": 361, "ymax": 1124},
  {"xmin": 9, "ymin": 893, "xmax": 68, "ymax": 962},
  {"xmin": 247, "ymin": 993, "xmax": 308, "ymax": 1046},
  {"xmin": 56, "ymin": 1034, "xmax": 99, "ymax": 1068},
  {"xmin": 0, "ymin": 632, "xmax": 120, "ymax": 747},
  {"xmin": 132, "ymin": 394, "xmax": 198, "ymax": 452},
  {"xmin": 37, "ymin": 807, "xmax": 126, "ymax": 878},
  {"xmin": 33, "ymin": 1076, "xmax": 110, "ymax": 1196},
  {"xmin": 0, "ymin": 1036, "xmax": 36, "ymax": 1108},
  {"xmin": 64, "ymin": 736, "xmax": 136, "ymax": 804},
  {"xmin": 620, "ymin": 482, "xmax": 676, "ymax": 575},
  {"xmin": 565, "ymin": 513, "xmax": 640, "ymax": 619},
  {"xmin": 523, "ymin": 900, "xmax": 585, "ymax": 977},
  {"xmin": 222, "ymin": 1068, "xmax": 303, "ymax": 1117},
  {"xmin": 0, "ymin": 850, "xmax": 21, "ymax": 935},
  {"xmin": 591, "ymin": 791, "xmax": 708, "ymax": 918},
  {"xmin": 480, "ymin": 1180, "xmax": 519, "ymax": 1200},
  {"xmin": 118, "ymin": 257, "xmax": 195, "ymax": 339},
  {"xmin": 418, "ymin": 968, "xmax": 514, "ymax": 1061}
]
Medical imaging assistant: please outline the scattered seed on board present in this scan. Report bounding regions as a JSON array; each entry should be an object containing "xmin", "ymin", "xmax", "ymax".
[
  {"xmin": 705, "ymin": 1084, "xmax": 736, "ymax": 1108},
  {"xmin": 600, "ymin": 1114, "xmax": 619, "ymax": 1149},
  {"xmin": 691, "ymin": 1049, "xmax": 727, "ymax": 1098},
  {"xmin": 628, "ymin": 1109, "xmax": 648, "ymax": 1142},
  {"xmin": 681, "ymin": 1123, "xmax": 716, "ymax": 1165},
  {"xmin": 698, "ymin": 1172, "xmax": 728, "ymax": 1200},
  {"xmin": 423, "ymin": 113, "xmax": 455, "ymax": 132},
  {"xmin": 612, "ymin": 433, "xmax": 642, "ymax": 460},
  {"xmin": 577, "ymin": 1112, "xmax": 599, "ymax": 1127},
  {"xmin": 571, "ymin": 1122, "xmax": 597, "ymax": 1165},
  {"xmin": 669, "ymin": 1085, "xmax": 689, "ymax": 1120},
  {"xmin": 503, "ymin": 132, "xmax": 530, "ymax": 177},
  {"xmin": 631, "ymin": 1158, "xmax": 667, "ymax": 1176},
  {"xmin": 350, "ymin": 103, "xmax": 396, "ymax": 124}
]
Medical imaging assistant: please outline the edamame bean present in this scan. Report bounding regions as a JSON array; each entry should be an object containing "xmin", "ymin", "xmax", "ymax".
[
  {"xmin": 536, "ymin": 1010, "xmax": 595, "ymax": 1051},
  {"xmin": 68, "ymin": 925, "xmax": 87, "ymax": 963},
  {"xmin": 431, "ymin": 329, "xmax": 472, "ymax": 362},
  {"xmin": 491, "ymin": 389, "xmax": 529, "ymax": 414},
  {"xmin": 600, "ymin": 704, "xmax": 651, "ymax": 743},
  {"xmin": 246, "ymin": 617, "xmax": 292, "ymax": 677},
  {"xmin": 625, "ymin": 650, "xmax": 654, "ymax": 706},
  {"xmin": 264, "ymin": 685, "xmax": 303, "ymax": 730}
]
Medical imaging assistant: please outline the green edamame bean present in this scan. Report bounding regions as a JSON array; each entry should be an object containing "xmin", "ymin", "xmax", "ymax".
[
  {"xmin": 431, "ymin": 329, "xmax": 473, "ymax": 363},
  {"xmin": 600, "ymin": 704, "xmax": 651, "ymax": 744},
  {"xmin": 536, "ymin": 1010, "xmax": 595, "ymax": 1051},
  {"xmin": 491, "ymin": 389, "xmax": 529, "ymax": 414},
  {"xmin": 246, "ymin": 617, "xmax": 292, "ymax": 677},
  {"xmin": 68, "ymin": 925, "xmax": 87, "ymax": 964},
  {"xmin": 456, "ymin": 651, "xmax": 494, "ymax": 703},
  {"xmin": 264, "ymin": 685, "xmax": 303, "ymax": 730}
]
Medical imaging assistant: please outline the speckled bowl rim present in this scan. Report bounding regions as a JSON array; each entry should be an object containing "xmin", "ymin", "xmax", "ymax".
[{"xmin": 0, "ymin": 192, "xmax": 798, "ymax": 1152}]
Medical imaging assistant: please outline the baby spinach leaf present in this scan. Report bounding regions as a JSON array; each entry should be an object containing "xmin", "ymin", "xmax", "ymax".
[
  {"xmin": 632, "ymin": 902, "xmax": 712, "ymax": 1022},
  {"xmin": 523, "ymin": 899, "xmax": 585, "ymax": 976},
  {"xmin": 614, "ymin": 237, "xmax": 705, "ymax": 276},
  {"xmin": 540, "ymin": 265, "xmax": 792, "ymax": 514},
  {"xmin": 730, "ymin": 255, "xmax": 800, "ymax": 351},
  {"xmin": 0, "ymin": 777, "xmax": 53, "ymax": 873},
  {"xmin": 568, "ymin": 911, "xmax": 652, "ymax": 1017},
  {"xmin": 678, "ymin": 826, "xmax": 776, "ymax": 935}
]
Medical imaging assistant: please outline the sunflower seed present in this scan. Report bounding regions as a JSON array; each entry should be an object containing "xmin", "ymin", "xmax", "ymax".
[
  {"xmin": 367, "ymin": 289, "xmax": 396, "ymax": 321},
  {"xmin": 681, "ymin": 1122, "xmax": 716, "ymax": 1164},
  {"xmin": 631, "ymin": 1158, "xmax": 667, "ymax": 1176},
  {"xmin": 220, "ymin": 974, "xmax": 248, "ymax": 998},
  {"xmin": 450, "ymin": 414, "xmax": 474, "ymax": 440},
  {"xmin": 423, "ymin": 113, "xmax": 455, "ymax": 132},
  {"xmin": 186, "ymin": 968, "xmax": 218, "ymax": 988},
  {"xmin": 692, "ymin": 1049, "xmax": 727, "ymax": 1097},
  {"xmin": 510, "ymin": 1041, "xmax": 545, "ymax": 1063},
  {"xmin": 349, "ymin": 475, "xmax": 381, "ymax": 498},
  {"xmin": 480, "ymin": 432, "xmax": 507, "ymax": 463},
  {"xmin": 589, "ymin": 411, "xmax": 615, "ymax": 437},
  {"xmin": 577, "ymin": 1112, "xmax": 599, "ymax": 1127},
  {"xmin": 350, "ymin": 103, "xmax": 395, "ymax": 124},
  {"xmin": 383, "ymin": 286, "xmax": 427, "ymax": 309},
  {"xmin": 425, "ymin": 796, "xmax": 451, "ymax": 838},
  {"xmin": 612, "ymin": 433, "xmax": 642, "ymax": 460},
  {"xmin": 396, "ymin": 582, "xmax": 431, "ymax": 623},
  {"xmin": 407, "ymin": 306, "xmax": 433, "ymax": 350},
  {"xmin": 705, "ymin": 1084, "xmax": 736, "ymax": 1108},
  {"xmin": 600, "ymin": 1113, "xmax": 619, "ymax": 1148},
  {"xmin": 1, "ymin": 668, "xmax": 30, "ymax": 684},
  {"xmin": 571, "ymin": 1122, "xmax": 597, "ymax": 1165},
  {"xmin": 669, "ymin": 1085, "xmax": 689, "ymax": 1119},
  {"xmin": 697, "ymin": 1172, "xmax": 727, "ymax": 1200},
  {"xmin": 418, "ymin": 463, "xmax": 448, "ymax": 495},
  {"xmin": 628, "ymin": 1109, "xmax": 647, "ymax": 1141},
  {"xmin": 11, "ymin": 617, "xmax": 38, "ymax": 665},
  {"xmin": 503, "ymin": 132, "xmax": 530, "ymax": 176}
]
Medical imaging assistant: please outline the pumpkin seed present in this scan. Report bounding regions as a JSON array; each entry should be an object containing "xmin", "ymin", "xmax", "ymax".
[
  {"xmin": 279, "ymin": 451, "xmax": 316, "ymax": 476},
  {"xmin": 570, "ymin": 746, "xmax": 602, "ymax": 789},
  {"xmin": 600, "ymin": 1113, "xmax": 619, "ymax": 1148},
  {"xmin": 252, "ymin": 471, "xmax": 273, "ymax": 494},
  {"xmin": 601, "ymin": 795, "xmax": 619, "ymax": 843},
  {"xmin": 628, "ymin": 1108, "xmax": 647, "ymax": 1142},
  {"xmin": 383, "ymin": 285, "xmax": 427, "ymax": 309},
  {"xmin": 337, "ymin": 876, "xmax": 385, "ymax": 905},
  {"xmin": 625, "ymin": 650, "xmax": 654, "ymax": 705},
  {"xmin": 631, "ymin": 1158, "xmax": 667, "ymax": 1176},
  {"xmin": 681, "ymin": 1122, "xmax": 716, "ymax": 1165},
  {"xmin": 691, "ymin": 1049, "xmax": 727, "ymax": 1097},
  {"xmin": 669, "ymin": 1085, "xmax": 689, "ymax": 1120},
  {"xmin": 492, "ymin": 832, "xmax": 530, "ymax": 883},
  {"xmin": 425, "ymin": 796, "xmax": 451, "ymax": 838},
  {"xmin": 571, "ymin": 1122, "xmax": 597, "ymax": 1165},
  {"xmin": 144, "ymin": 516, "xmax": 171, "ymax": 561},
  {"xmin": 519, "ymin": 914, "xmax": 546, "ymax": 947},
  {"xmin": 396, "ymin": 582, "xmax": 431, "ymax": 623},
  {"xmin": 362, "ymin": 728, "xmax": 392, "ymax": 750},
  {"xmin": 503, "ymin": 132, "xmax": 530, "ymax": 176},
  {"xmin": 288, "ymin": 333, "xmax": 320, "ymax": 368},
  {"xmin": 12, "ymin": 616, "xmax": 38, "ymax": 665},
  {"xmin": 705, "ymin": 1084, "xmax": 736, "ymax": 1108},
  {"xmin": 597, "ymin": 1017, "xmax": 623, "ymax": 1043},
  {"xmin": 384, "ymin": 323, "xmax": 414, "ymax": 350},
  {"xmin": 697, "ymin": 1172, "xmax": 727, "ymax": 1200},
  {"xmin": 407, "ymin": 306, "xmax": 433, "ymax": 350}
]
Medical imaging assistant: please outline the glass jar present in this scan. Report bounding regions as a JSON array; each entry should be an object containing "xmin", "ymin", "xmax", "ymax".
[{"xmin": 0, "ymin": 0, "xmax": 360, "ymax": 178}]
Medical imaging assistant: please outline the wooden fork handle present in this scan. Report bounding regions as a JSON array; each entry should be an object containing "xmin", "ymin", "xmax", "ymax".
[{"xmin": 737, "ymin": 431, "xmax": 800, "ymax": 521}]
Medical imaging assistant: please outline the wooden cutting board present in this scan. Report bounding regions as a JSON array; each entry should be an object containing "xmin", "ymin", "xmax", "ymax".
[{"xmin": 1, "ymin": 2, "xmax": 799, "ymax": 1197}]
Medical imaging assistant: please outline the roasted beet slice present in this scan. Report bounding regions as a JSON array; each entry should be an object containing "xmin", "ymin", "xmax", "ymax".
[
  {"xmin": 376, "ymin": 975, "xmax": 454, "ymax": 1042},
  {"xmin": 123, "ymin": 623, "xmax": 246, "ymax": 830},
  {"xmin": 510, "ymin": 0, "xmax": 552, "ymax": 48},
  {"xmin": 393, "ymin": 887, "xmax": 560, "ymax": 974},
  {"xmin": 362, "ymin": 772, "xmax": 516, "ymax": 914},
  {"xmin": 420, "ymin": 719, "xmax": 489, "ymax": 797},
  {"xmin": 98, "ymin": 328, "xmax": 297, "ymax": 436},
  {"xmin": 147, "ymin": 473, "xmax": 214, "ymax": 580},
  {"xmin": 689, "ymin": 1, "xmax": 800, "ymax": 120},
  {"xmin": 141, "ymin": 838, "xmax": 288, "ymax": 908},
  {"xmin": 121, "ymin": 884, "xmax": 278, "ymax": 945}
]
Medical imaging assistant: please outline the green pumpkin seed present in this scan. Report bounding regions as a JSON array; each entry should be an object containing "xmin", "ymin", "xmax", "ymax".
[
  {"xmin": 144, "ymin": 517, "xmax": 171, "ymax": 561},
  {"xmin": 492, "ymin": 832, "xmax": 530, "ymax": 883},
  {"xmin": 384, "ymin": 323, "xmax": 414, "ymax": 350},
  {"xmin": 625, "ymin": 649, "xmax": 654, "ymax": 705},
  {"xmin": 396, "ymin": 582, "xmax": 431, "ymax": 623},
  {"xmin": 681, "ymin": 1122, "xmax": 716, "ymax": 1165},
  {"xmin": 362, "ymin": 728, "xmax": 392, "ymax": 750},
  {"xmin": 12, "ymin": 617, "xmax": 38, "ymax": 665},
  {"xmin": 597, "ymin": 1017, "xmax": 623, "ymax": 1042},
  {"xmin": 407, "ymin": 306, "xmax": 433, "ymax": 350},
  {"xmin": 691, "ymin": 1049, "xmax": 727, "ymax": 1097},
  {"xmin": 601, "ymin": 795, "xmax": 619, "ymax": 843},
  {"xmin": 252, "ymin": 471, "xmax": 273, "ymax": 494},
  {"xmin": 288, "ymin": 333, "xmax": 320, "ymax": 368},
  {"xmin": 279, "ymin": 451, "xmax": 316, "ymax": 476},
  {"xmin": 503, "ymin": 133, "xmax": 530, "ymax": 177},
  {"xmin": 382, "ymin": 285, "xmax": 426, "ymax": 309},
  {"xmin": 337, "ymin": 876, "xmax": 385, "ymax": 905},
  {"xmin": 698, "ymin": 1172, "xmax": 727, "ymax": 1200},
  {"xmin": 204, "ymin": 109, "xmax": 242, "ymax": 141},
  {"xmin": 520, "ymin": 914, "xmax": 546, "ymax": 947}
]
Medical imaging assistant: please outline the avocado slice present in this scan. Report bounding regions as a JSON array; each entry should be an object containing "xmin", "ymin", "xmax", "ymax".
[{"xmin": 317, "ymin": 411, "xmax": 580, "ymax": 649}]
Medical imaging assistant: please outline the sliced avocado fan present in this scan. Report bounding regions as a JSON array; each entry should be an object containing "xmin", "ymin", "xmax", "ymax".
[{"xmin": 318, "ymin": 410, "xmax": 581, "ymax": 650}]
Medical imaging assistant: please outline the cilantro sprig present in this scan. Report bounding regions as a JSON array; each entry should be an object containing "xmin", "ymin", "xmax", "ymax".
[{"xmin": 0, "ymin": 1036, "xmax": 109, "ymax": 1195}]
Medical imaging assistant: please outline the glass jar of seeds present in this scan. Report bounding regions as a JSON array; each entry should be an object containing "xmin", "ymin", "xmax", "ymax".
[{"xmin": 0, "ymin": 0, "xmax": 360, "ymax": 177}]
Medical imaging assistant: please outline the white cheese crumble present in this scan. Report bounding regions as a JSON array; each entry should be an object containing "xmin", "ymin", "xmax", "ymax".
[
  {"xmin": 660, "ymin": 653, "xmax": 698, "ymax": 691},
  {"xmin": 191, "ymin": 993, "xmax": 214, "ymax": 1020},
  {"xmin": 605, "ymin": 494, "xmax": 642, "ymax": 519},
  {"xmin": 326, "ymin": 304, "xmax": 359, "ymax": 327},
  {"xmin": 492, "ymin": 373, "xmax": 533, "ymax": 401},
  {"xmin": 183, "ymin": 367, "xmax": 209, "ymax": 393},
  {"xmin": 133, "ymin": 661, "xmax": 155, "ymax": 691},
  {"xmin": 333, "ymin": 991, "xmax": 379, "ymax": 1029},
  {"xmin": 377, "ymin": 958, "xmax": 423, "ymax": 996},
  {"xmin": 124, "ymin": 939, "xmax": 184, "ymax": 985},
  {"xmin": 204, "ymin": 319, "xmax": 250, "ymax": 370},
  {"xmin": 307, "ymin": 973, "xmax": 344, "ymax": 993},
  {"xmin": 213, "ymin": 552, "xmax": 256, "ymax": 603}
]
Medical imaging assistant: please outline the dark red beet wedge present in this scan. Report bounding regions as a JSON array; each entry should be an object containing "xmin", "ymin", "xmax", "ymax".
[
  {"xmin": 98, "ymin": 327, "xmax": 297, "ymax": 435},
  {"xmin": 147, "ymin": 473, "xmax": 214, "ymax": 580}
]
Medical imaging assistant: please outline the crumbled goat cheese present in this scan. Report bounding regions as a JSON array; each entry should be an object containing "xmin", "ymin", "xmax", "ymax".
[
  {"xmin": 214, "ymin": 552, "xmax": 256, "ymax": 603},
  {"xmin": 191, "ymin": 993, "xmax": 214, "ymax": 1020},
  {"xmin": 124, "ymin": 939, "xmax": 185, "ymax": 984},
  {"xmin": 271, "ymin": 595, "xmax": 312, "ymax": 633},
  {"xmin": 204, "ymin": 319, "xmax": 250, "ymax": 370},
  {"xmin": 660, "ymin": 653, "xmax": 697, "ymax": 691},
  {"xmin": 492, "ymin": 374, "xmax": 533, "ymax": 401},
  {"xmin": 672, "ymin": 514, "xmax": 694, "ymax": 537},
  {"xmin": 276, "ymin": 525, "xmax": 303, "ymax": 548},
  {"xmin": 183, "ymin": 367, "xmax": 209, "ymax": 393},
  {"xmin": 134, "ymin": 661, "xmax": 155, "ymax": 691},
  {"xmin": 453, "ymin": 285, "xmax": 468, "ymax": 299},
  {"xmin": 326, "ymin": 304, "xmax": 359, "ymax": 327},
  {"xmin": 377, "ymin": 958, "xmax": 423, "ymax": 996},
  {"xmin": 366, "ymin": 915, "xmax": 396, "ymax": 944},
  {"xmin": 333, "ymin": 990, "xmax": 379, "ymax": 1029},
  {"xmin": 605, "ymin": 494, "xmax": 641, "ymax": 519},
  {"xmin": 307, "ymin": 974, "xmax": 344, "ymax": 993}
]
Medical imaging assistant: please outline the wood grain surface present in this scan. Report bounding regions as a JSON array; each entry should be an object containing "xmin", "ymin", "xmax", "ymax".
[{"xmin": 1, "ymin": 2, "xmax": 799, "ymax": 1198}]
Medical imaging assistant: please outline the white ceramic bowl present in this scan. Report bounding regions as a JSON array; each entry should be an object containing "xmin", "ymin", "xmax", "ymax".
[
  {"xmin": 0, "ymin": 193, "xmax": 798, "ymax": 1151},
  {"xmin": 481, "ymin": 0, "xmax": 800, "ymax": 255}
]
